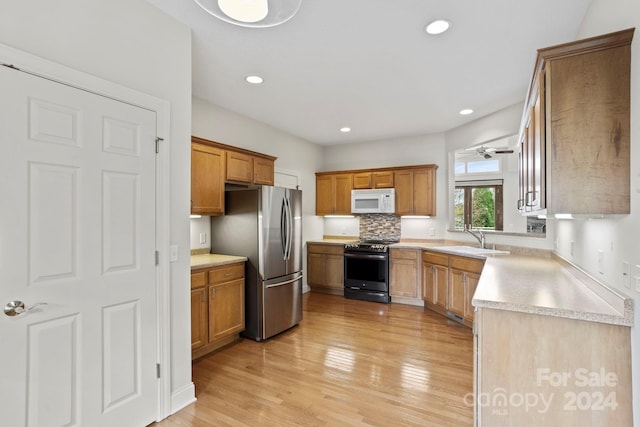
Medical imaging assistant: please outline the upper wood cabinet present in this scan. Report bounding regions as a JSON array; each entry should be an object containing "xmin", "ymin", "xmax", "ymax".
[
  {"xmin": 352, "ymin": 171, "xmax": 394, "ymax": 189},
  {"xmin": 191, "ymin": 136, "xmax": 276, "ymax": 215},
  {"xmin": 225, "ymin": 150, "xmax": 276, "ymax": 185},
  {"xmin": 191, "ymin": 142, "xmax": 225, "ymax": 215},
  {"xmin": 394, "ymin": 167, "xmax": 436, "ymax": 216},
  {"xmin": 372, "ymin": 171, "xmax": 394, "ymax": 188},
  {"xmin": 253, "ymin": 156, "xmax": 275, "ymax": 185},
  {"xmin": 316, "ymin": 173, "xmax": 353, "ymax": 215},
  {"xmin": 225, "ymin": 151, "xmax": 253, "ymax": 183},
  {"xmin": 315, "ymin": 165, "xmax": 437, "ymax": 216},
  {"xmin": 518, "ymin": 28, "xmax": 633, "ymax": 215}
]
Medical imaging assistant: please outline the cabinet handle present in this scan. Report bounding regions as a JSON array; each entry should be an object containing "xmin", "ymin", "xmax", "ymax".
[
  {"xmin": 517, "ymin": 199, "xmax": 524, "ymax": 210},
  {"xmin": 210, "ymin": 288, "xmax": 216, "ymax": 299},
  {"xmin": 201, "ymin": 292, "xmax": 206, "ymax": 302},
  {"xmin": 224, "ymin": 272, "xmax": 232, "ymax": 277}
]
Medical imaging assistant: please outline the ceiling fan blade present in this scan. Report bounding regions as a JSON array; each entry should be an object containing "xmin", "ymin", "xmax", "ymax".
[{"xmin": 494, "ymin": 149, "xmax": 514, "ymax": 154}]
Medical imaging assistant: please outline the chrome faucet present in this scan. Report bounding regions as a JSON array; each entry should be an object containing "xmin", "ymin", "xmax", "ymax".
[{"xmin": 464, "ymin": 224, "xmax": 486, "ymax": 249}]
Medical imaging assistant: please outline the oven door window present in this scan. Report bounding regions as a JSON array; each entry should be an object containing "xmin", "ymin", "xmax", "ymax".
[{"xmin": 344, "ymin": 255, "xmax": 387, "ymax": 284}]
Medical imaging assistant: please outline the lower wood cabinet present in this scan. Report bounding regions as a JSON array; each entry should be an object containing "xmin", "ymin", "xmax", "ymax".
[
  {"xmin": 307, "ymin": 243, "xmax": 344, "ymax": 294},
  {"xmin": 422, "ymin": 250, "xmax": 484, "ymax": 327},
  {"xmin": 390, "ymin": 248, "xmax": 421, "ymax": 298},
  {"xmin": 422, "ymin": 251, "xmax": 449, "ymax": 310},
  {"xmin": 191, "ymin": 262, "xmax": 245, "ymax": 359}
]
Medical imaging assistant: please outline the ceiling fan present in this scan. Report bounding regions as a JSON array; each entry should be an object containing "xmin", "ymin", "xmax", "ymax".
[{"xmin": 475, "ymin": 145, "xmax": 514, "ymax": 159}]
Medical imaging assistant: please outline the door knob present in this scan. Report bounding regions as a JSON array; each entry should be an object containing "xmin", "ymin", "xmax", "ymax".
[{"xmin": 4, "ymin": 300, "xmax": 48, "ymax": 317}]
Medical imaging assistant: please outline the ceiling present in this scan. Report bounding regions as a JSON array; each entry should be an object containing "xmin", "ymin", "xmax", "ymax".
[{"xmin": 148, "ymin": 0, "xmax": 592, "ymax": 146}]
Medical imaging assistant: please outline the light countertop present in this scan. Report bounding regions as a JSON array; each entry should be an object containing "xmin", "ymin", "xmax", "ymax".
[
  {"xmin": 473, "ymin": 254, "xmax": 633, "ymax": 327},
  {"xmin": 191, "ymin": 253, "xmax": 247, "ymax": 270},
  {"xmin": 306, "ymin": 238, "xmax": 633, "ymax": 327}
]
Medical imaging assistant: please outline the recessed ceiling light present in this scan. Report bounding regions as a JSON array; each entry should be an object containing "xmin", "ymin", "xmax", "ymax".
[
  {"xmin": 245, "ymin": 75, "xmax": 264, "ymax": 84},
  {"xmin": 459, "ymin": 108, "xmax": 474, "ymax": 115},
  {"xmin": 425, "ymin": 19, "xmax": 451, "ymax": 35},
  {"xmin": 340, "ymin": 127, "xmax": 351, "ymax": 133}
]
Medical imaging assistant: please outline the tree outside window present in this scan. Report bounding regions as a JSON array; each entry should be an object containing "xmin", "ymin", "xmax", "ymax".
[{"xmin": 454, "ymin": 182, "xmax": 503, "ymax": 230}]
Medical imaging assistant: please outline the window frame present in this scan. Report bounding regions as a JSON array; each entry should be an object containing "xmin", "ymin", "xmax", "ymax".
[{"xmin": 454, "ymin": 180, "xmax": 504, "ymax": 231}]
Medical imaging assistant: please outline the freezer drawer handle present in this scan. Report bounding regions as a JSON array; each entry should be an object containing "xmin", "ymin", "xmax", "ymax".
[{"xmin": 265, "ymin": 276, "xmax": 301, "ymax": 289}]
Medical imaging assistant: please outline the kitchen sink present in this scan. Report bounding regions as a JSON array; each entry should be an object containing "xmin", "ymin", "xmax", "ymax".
[{"xmin": 430, "ymin": 246, "xmax": 510, "ymax": 256}]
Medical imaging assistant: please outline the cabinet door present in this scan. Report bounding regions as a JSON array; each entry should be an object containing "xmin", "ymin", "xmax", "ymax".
[
  {"xmin": 352, "ymin": 172, "xmax": 372, "ymax": 189},
  {"xmin": 373, "ymin": 171, "xmax": 394, "ymax": 188},
  {"xmin": 448, "ymin": 269, "xmax": 465, "ymax": 318},
  {"xmin": 464, "ymin": 272, "xmax": 480, "ymax": 321},
  {"xmin": 422, "ymin": 263, "xmax": 435, "ymax": 304},
  {"xmin": 226, "ymin": 151, "xmax": 253, "ymax": 183},
  {"xmin": 394, "ymin": 170, "xmax": 413, "ymax": 215},
  {"xmin": 334, "ymin": 174, "xmax": 353, "ymax": 215},
  {"xmin": 190, "ymin": 287, "xmax": 207, "ymax": 350},
  {"xmin": 315, "ymin": 175, "xmax": 335, "ymax": 215},
  {"xmin": 208, "ymin": 279, "xmax": 245, "ymax": 342},
  {"xmin": 307, "ymin": 252, "xmax": 326, "ymax": 287},
  {"xmin": 253, "ymin": 157, "xmax": 274, "ymax": 185},
  {"xmin": 191, "ymin": 143, "xmax": 224, "ymax": 215},
  {"xmin": 390, "ymin": 249, "xmax": 419, "ymax": 298},
  {"xmin": 433, "ymin": 265, "xmax": 448, "ymax": 309},
  {"xmin": 324, "ymin": 254, "xmax": 344, "ymax": 289},
  {"xmin": 413, "ymin": 168, "xmax": 436, "ymax": 216}
]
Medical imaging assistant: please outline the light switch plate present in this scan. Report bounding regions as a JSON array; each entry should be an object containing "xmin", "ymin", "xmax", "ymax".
[{"xmin": 170, "ymin": 245, "xmax": 178, "ymax": 262}]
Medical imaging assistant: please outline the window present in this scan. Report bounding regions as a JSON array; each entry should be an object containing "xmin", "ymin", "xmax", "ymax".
[
  {"xmin": 455, "ymin": 159, "xmax": 501, "ymax": 175},
  {"xmin": 454, "ymin": 181, "xmax": 503, "ymax": 231}
]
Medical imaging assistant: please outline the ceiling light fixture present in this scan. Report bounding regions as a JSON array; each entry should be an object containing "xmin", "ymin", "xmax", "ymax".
[
  {"xmin": 340, "ymin": 127, "xmax": 351, "ymax": 133},
  {"xmin": 246, "ymin": 75, "xmax": 264, "ymax": 84},
  {"xmin": 425, "ymin": 19, "xmax": 451, "ymax": 35},
  {"xmin": 459, "ymin": 108, "xmax": 474, "ymax": 115},
  {"xmin": 193, "ymin": 0, "xmax": 302, "ymax": 28}
]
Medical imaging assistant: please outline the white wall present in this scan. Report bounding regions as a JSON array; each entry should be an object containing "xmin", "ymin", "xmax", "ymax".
[
  {"xmin": 322, "ymin": 133, "xmax": 449, "ymax": 240},
  {"xmin": 0, "ymin": 0, "xmax": 194, "ymax": 414},
  {"xmin": 191, "ymin": 97, "xmax": 325, "ymax": 290},
  {"xmin": 560, "ymin": 1, "xmax": 640, "ymax": 424}
]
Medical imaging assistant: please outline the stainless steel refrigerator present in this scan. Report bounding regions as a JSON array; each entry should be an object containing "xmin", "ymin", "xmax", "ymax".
[{"xmin": 210, "ymin": 186, "xmax": 303, "ymax": 341}]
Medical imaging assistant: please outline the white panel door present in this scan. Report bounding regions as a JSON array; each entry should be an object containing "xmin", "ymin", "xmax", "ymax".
[{"xmin": 0, "ymin": 65, "xmax": 158, "ymax": 426}]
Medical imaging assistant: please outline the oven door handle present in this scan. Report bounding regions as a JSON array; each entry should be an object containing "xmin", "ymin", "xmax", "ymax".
[{"xmin": 344, "ymin": 253, "xmax": 387, "ymax": 260}]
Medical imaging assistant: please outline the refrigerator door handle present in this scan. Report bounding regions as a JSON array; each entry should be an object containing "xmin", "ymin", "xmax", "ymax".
[
  {"xmin": 265, "ymin": 275, "xmax": 301, "ymax": 289},
  {"xmin": 285, "ymin": 195, "xmax": 293, "ymax": 260},
  {"xmin": 280, "ymin": 197, "xmax": 288, "ymax": 260}
]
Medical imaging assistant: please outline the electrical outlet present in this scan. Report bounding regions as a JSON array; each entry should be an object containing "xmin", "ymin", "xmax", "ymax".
[
  {"xmin": 597, "ymin": 250, "xmax": 604, "ymax": 275},
  {"xmin": 428, "ymin": 227, "xmax": 436, "ymax": 237},
  {"xmin": 170, "ymin": 245, "xmax": 178, "ymax": 262},
  {"xmin": 199, "ymin": 232, "xmax": 207, "ymax": 244},
  {"xmin": 622, "ymin": 262, "xmax": 630, "ymax": 288}
]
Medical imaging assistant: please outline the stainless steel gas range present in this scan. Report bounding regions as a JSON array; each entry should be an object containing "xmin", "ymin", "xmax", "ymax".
[{"xmin": 343, "ymin": 239, "xmax": 398, "ymax": 303}]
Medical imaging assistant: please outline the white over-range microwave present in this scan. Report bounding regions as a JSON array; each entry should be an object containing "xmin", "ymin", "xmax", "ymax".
[{"xmin": 351, "ymin": 188, "xmax": 395, "ymax": 214}]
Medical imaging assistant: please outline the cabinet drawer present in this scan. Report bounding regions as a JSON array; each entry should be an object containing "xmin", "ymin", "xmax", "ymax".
[
  {"xmin": 449, "ymin": 255, "xmax": 485, "ymax": 274},
  {"xmin": 390, "ymin": 248, "xmax": 419, "ymax": 260},
  {"xmin": 422, "ymin": 251, "xmax": 449, "ymax": 267},
  {"xmin": 308, "ymin": 243, "xmax": 344, "ymax": 256},
  {"xmin": 191, "ymin": 271, "xmax": 207, "ymax": 289},
  {"xmin": 209, "ymin": 262, "xmax": 245, "ymax": 284}
]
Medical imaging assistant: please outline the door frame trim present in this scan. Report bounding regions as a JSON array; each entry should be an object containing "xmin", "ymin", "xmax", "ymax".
[{"xmin": 0, "ymin": 43, "xmax": 172, "ymax": 421}]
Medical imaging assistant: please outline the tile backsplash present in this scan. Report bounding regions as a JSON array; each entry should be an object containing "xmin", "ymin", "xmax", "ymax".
[{"xmin": 359, "ymin": 214, "xmax": 401, "ymax": 241}]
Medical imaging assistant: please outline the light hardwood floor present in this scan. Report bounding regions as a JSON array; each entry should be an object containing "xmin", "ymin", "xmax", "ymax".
[{"xmin": 155, "ymin": 292, "xmax": 474, "ymax": 427}]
